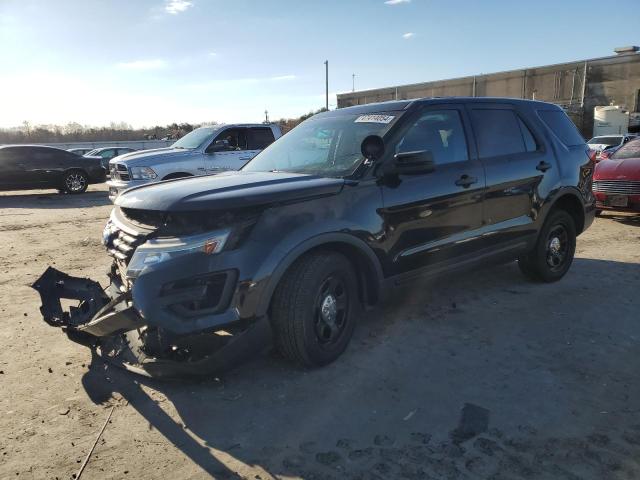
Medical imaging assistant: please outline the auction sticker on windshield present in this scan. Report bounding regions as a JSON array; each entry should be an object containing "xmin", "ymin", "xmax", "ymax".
[{"xmin": 354, "ymin": 114, "xmax": 395, "ymax": 124}]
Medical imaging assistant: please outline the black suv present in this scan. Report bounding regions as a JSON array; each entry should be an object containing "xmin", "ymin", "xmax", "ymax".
[
  {"xmin": 34, "ymin": 98, "xmax": 595, "ymax": 377},
  {"xmin": 0, "ymin": 145, "xmax": 106, "ymax": 193}
]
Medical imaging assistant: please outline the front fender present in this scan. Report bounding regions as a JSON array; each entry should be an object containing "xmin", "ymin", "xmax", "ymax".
[{"xmin": 252, "ymin": 232, "xmax": 384, "ymax": 318}]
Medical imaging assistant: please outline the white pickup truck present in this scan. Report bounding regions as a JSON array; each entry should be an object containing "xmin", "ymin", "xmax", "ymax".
[{"xmin": 107, "ymin": 123, "xmax": 282, "ymax": 201}]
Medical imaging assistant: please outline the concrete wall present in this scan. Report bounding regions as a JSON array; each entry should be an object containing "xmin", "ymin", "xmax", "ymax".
[{"xmin": 337, "ymin": 52, "xmax": 640, "ymax": 138}]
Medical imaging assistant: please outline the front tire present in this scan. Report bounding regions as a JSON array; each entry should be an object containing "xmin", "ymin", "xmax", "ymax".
[
  {"xmin": 62, "ymin": 170, "xmax": 88, "ymax": 194},
  {"xmin": 518, "ymin": 210, "xmax": 576, "ymax": 282},
  {"xmin": 270, "ymin": 251, "xmax": 359, "ymax": 367}
]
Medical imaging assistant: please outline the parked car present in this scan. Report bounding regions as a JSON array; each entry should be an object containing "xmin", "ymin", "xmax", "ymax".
[
  {"xmin": 85, "ymin": 147, "xmax": 137, "ymax": 170},
  {"xmin": 0, "ymin": 145, "xmax": 106, "ymax": 193},
  {"xmin": 67, "ymin": 147, "xmax": 94, "ymax": 156},
  {"xmin": 587, "ymin": 134, "xmax": 636, "ymax": 159},
  {"xmin": 106, "ymin": 124, "xmax": 281, "ymax": 201},
  {"xmin": 33, "ymin": 98, "xmax": 595, "ymax": 377},
  {"xmin": 593, "ymin": 138, "xmax": 640, "ymax": 214}
]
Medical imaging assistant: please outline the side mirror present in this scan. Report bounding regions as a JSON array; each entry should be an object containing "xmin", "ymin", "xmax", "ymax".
[
  {"xmin": 208, "ymin": 139, "xmax": 230, "ymax": 153},
  {"xmin": 391, "ymin": 150, "xmax": 436, "ymax": 175},
  {"xmin": 361, "ymin": 135, "xmax": 385, "ymax": 161}
]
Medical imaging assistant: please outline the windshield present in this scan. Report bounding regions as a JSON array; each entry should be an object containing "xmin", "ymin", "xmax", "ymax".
[
  {"xmin": 588, "ymin": 136, "xmax": 622, "ymax": 146},
  {"xmin": 172, "ymin": 127, "xmax": 215, "ymax": 149},
  {"xmin": 242, "ymin": 112, "xmax": 401, "ymax": 177},
  {"xmin": 611, "ymin": 139, "xmax": 640, "ymax": 160}
]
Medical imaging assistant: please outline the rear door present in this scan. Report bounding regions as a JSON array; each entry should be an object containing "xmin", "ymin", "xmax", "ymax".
[
  {"xmin": 468, "ymin": 104, "xmax": 556, "ymax": 248},
  {"xmin": 379, "ymin": 104, "xmax": 486, "ymax": 277},
  {"xmin": 204, "ymin": 128, "xmax": 250, "ymax": 173}
]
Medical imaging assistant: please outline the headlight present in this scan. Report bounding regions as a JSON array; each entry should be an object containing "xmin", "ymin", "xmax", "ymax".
[
  {"xmin": 126, "ymin": 230, "xmax": 230, "ymax": 279},
  {"xmin": 130, "ymin": 166, "xmax": 158, "ymax": 180}
]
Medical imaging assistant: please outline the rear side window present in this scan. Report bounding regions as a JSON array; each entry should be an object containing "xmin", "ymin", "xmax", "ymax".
[
  {"xmin": 247, "ymin": 128, "xmax": 276, "ymax": 150},
  {"xmin": 470, "ymin": 109, "xmax": 529, "ymax": 158},
  {"xmin": 538, "ymin": 110, "xmax": 584, "ymax": 147}
]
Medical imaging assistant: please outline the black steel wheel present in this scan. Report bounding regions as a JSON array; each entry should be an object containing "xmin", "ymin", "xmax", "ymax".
[
  {"xmin": 63, "ymin": 170, "xmax": 88, "ymax": 194},
  {"xmin": 518, "ymin": 210, "xmax": 576, "ymax": 282},
  {"xmin": 271, "ymin": 251, "xmax": 359, "ymax": 367}
]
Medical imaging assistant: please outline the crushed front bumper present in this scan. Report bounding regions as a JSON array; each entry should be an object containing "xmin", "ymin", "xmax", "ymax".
[{"xmin": 31, "ymin": 267, "xmax": 270, "ymax": 378}]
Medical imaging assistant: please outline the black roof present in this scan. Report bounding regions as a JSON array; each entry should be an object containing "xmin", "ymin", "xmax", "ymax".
[{"xmin": 321, "ymin": 97, "xmax": 563, "ymax": 117}]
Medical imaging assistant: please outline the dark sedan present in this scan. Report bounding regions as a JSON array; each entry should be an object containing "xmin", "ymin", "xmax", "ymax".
[{"xmin": 0, "ymin": 145, "xmax": 106, "ymax": 194}]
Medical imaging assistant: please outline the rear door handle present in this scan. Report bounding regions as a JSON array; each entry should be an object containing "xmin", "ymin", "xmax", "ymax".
[
  {"xmin": 455, "ymin": 174, "xmax": 478, "ymax": 188},
  {"xmin": 536, "ymin": 161, "xmax": 552, "ymax": 172}
]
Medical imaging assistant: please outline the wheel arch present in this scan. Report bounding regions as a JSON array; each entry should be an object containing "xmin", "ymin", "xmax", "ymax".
[
  {"xmin": 547, "ymin": 188, "xmax": 586, "ymax": 234},
  {"xmin": 256, "ymin": 233, "xmax": 384, "ymax": 317}
]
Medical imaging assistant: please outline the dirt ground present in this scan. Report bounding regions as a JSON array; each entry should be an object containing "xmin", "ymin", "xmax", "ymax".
[{"xmin": 1, "ymin": 183, "xmax": 640, "ymax": 480}]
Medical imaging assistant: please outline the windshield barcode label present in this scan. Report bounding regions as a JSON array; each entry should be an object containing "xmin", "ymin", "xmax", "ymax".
[{"xmin": 354, "ymin": 115, "xmax": 395, "ymax": 124}]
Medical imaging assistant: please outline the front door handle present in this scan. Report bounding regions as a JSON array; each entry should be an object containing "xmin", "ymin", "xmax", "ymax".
[
  {"xmin": 536, "ymin": 161, "xmax": 552, "ymax": 172},
  {"xmin": 455, "ymin": 174, "xmax": 478, "ymax": 188}
]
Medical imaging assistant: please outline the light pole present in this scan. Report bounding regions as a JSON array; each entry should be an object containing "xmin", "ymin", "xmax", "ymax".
[
  {"xmin": 324, "ymin": 60, "xmax": 329, "ymax": 111},
  {"xmin": 352, "ymin": 73, "xmax": 356, "ymax": 92}
]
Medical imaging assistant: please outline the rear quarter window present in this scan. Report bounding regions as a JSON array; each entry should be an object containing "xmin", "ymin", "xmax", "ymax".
[{"xmin": 538, "ymin": 110, "xmax": 584, "ymax": 147}]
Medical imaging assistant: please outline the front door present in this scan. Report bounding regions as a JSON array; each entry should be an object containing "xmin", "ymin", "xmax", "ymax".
[
  {"xmin": 378, "ymin": 105, "xmax": 485, "ymax": 278},
  {"xmin": 204, "ymin": 128, "xmax": 252, "ymax": 173}
]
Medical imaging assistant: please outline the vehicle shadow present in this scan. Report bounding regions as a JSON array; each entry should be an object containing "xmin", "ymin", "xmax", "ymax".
[
  {"xmin": 599, "ymin": 211, "xmax": 640, "ymax": 227},
  {"xmin": 0, "ymin": 189, "xmax": 111, "ymax": 209},
  {"xmin": 79, "ymin": 256, "xmax": 640, "ymax": 479}
]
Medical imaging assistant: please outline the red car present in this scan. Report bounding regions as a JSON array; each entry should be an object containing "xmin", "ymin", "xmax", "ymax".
[{"xmin": 593, "ymin": 138, "xmax": 640, "ymax": 214}]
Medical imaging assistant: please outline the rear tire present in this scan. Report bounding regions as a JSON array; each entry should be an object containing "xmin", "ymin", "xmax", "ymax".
[
  {"xmin": 270, "ymin": 251, "xmax": 359, "ymax": 367},
  {"xmin": 62, "ymin": 170, "xmax": 88, "ymax": 194},
  {"xmin": 518, "ymin": 210, "xmax": 576, "ymax": 282}
]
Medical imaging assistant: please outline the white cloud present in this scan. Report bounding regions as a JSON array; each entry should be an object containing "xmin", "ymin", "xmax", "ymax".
[
  {"xmin": 402, "ymin": 32, "xmax": 415, "ymax": 39},
  {"xmin": 116, "ymin": 59, "xmax": 167, "ymax": 70},
  {"xmin": 208, "ymin": 52, "xmax": 217, "ymax": 57},
  {"xmin": 270, "ymin": 75, "xmax": 297, "ymax": 81},
  {"xmin": 165, "ymin": 0, "xmax": 193, "ymax": 15},
  {"xmin": 385, "ymin": 0, "xmax": 411, "ymax": 5}
]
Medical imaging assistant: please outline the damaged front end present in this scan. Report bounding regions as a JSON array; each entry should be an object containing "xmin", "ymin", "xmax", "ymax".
[{"xmin": 32, "ymin": 206, "xmax": 270, "ymax": 378}]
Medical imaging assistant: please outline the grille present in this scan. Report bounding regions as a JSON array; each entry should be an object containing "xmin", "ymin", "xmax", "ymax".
[
  {"xmin": 111, "ymin": 163, "xmax": 130, "ymax": 181},
  {"xmin": 593, "ymin": 180, "xmax": 640, "ymax": 195},
  {"xmin": 105, "ymin": 226, "xmax": 147, "ymax": 264}
]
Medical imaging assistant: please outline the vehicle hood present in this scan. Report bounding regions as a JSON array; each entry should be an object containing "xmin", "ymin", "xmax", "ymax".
[
  {"xmin": 594, "ymin": 157, "xmax": 640, "ymax": 180},
  {"xmin": 115, "ymin": 171, "xmax": 346, "ymax": 212},
  {"xmin": 109, "ymin": 147, "xmax": 194, "ymax": 167}
]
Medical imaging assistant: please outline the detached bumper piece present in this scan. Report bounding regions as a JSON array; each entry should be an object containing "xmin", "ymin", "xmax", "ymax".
[
  {"xmin": 31, "ymin": 267, "xmax": 270, "ymax": 379},
  {"xmin": 32, "ymin": 267, "xmax": 141, "ymax": 344}
]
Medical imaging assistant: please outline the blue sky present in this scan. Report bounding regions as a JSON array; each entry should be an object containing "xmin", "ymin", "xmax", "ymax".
[{"xmin": 0, "ymin": 0, "xmax": 638, "ymax": 128}]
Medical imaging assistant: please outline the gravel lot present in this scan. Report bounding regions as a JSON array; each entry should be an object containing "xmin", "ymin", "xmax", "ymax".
[{"xmin": 1, "ymin": 184, "xmax": 639, "ymax": 480}]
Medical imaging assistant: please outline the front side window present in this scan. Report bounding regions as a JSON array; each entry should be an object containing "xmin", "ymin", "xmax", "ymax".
[
  {"xmin": 210, "ymin": 128, "xmax": 247, "ymax": 151},
  {"xmin": 243, "ymin": 112, "xmax": 402, "ymax": 177},
  {"xmin": 396, "ymin": 110, "xmax": 469, "ymax": 165},
  {"xmin": 611, "ymin": 139, "xmax": 640, "ymax": 160},
  {"xmin": 471, "ymin": 109, "xmax": 528, "ymax": 158}
]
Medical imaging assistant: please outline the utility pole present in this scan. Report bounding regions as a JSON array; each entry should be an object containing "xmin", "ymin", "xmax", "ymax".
[
  {"xmin": 352, "ymin": 73, "xmax": 356, "ymax": 92},
  {"xmin": 324, "ymin": 60, "xmax": 329, "ymax": 111}
]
